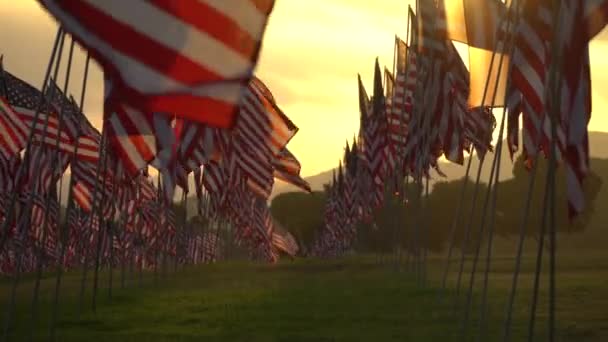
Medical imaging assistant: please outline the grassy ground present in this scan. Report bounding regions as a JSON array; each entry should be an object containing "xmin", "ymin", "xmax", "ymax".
[{"xmin": 0, "ymin": 251, "xmax": 607, "ymax": 341}]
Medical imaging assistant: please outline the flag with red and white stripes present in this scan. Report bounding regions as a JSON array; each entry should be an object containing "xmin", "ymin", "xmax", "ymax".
[{"xmin": 37, "ymin": 0, "xmax": 277, "ymax": 127}]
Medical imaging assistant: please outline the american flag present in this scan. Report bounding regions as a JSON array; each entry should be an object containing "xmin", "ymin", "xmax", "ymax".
[
  {"xmin": 37, "ymin": 0, "xmax": 277, "ymax": 127},
  {"xmin": 0, "ymin": 98, "xmax": 28, "ymax": 160},
  {"xmin": 272, "ymin": 148, "xmax": 311, "ymax": 192},
  {"xmin": 2, "ymin": 70, "xmax": 76, "ymax": 154}
]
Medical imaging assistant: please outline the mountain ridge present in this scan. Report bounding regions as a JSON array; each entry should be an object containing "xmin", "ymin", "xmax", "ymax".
[{"xmin": 270, "ymin": 131, "xmax": 608, "ymax": 199}]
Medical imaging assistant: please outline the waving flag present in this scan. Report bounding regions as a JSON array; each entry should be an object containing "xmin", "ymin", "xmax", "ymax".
[{"xmin": 37, "ymin": 0, "xmax": 276, "ymax": 127}]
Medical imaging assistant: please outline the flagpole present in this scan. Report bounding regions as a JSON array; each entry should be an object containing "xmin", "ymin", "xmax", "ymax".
[
  {"xmin": 500, "ymin": 128, "xmax": 543, "ymax": 342},
  {"xmin": 91, "ymin": 138, "xmax": 114, "ymax": 312},
  {"xmin": 78, "ymin": 128, "xmax": 109, "ymax": 314},
  {"xmin": 475, "ymin": 7, "xmax": 522, "ymax": 340},
  {"xmin": 0, "ymin": 28, "xmax": 64, "ymax": 255},
  {"xmin": 108, "ymin": 221, "xmax": 115, "ymax": 300},
  {"xmin": 0, "ymin": 29, "xmax": 65, "ymax": 342},
  {"xmin": 394, "ymin": 6, "xmax": 412, "ymax": 272},
  {"xmin": 153, "ymin": 176, "xmax": 162, "ymax": 287},
  {"xmin": 460, "ymin": 103, "xmax": 507, "ymax": 340},
  {"xmin": 421, "ymin": 175, "xmax": 429, "ymax": 286},
  {"xmin": 546, "ymin": 5, "xmax": 564, "ymax": 341},
  {"xmin": 526, "ymin": 155, "xmax": 553, "ymax": 341},
  {"xmin": 120, "ymin": 221, "xmax": 127, "ymax": 289},
  {"xmin": 117, "ymin": 195, "xmax": 129, "ymax": 289},
  {"xmin": 135, "ymin": 173, "xmax": 145, "ymax": 288},
  {"xmin": 91, "ymin": 215, "xmax": 107, "ymax": 313},
  {"xmin": 176, "ymin": 190, "xmax": 188, "ymax": 272},
  {"xmin": 28, "ymin": 36, "xmax": 76, "ymax": 341}
]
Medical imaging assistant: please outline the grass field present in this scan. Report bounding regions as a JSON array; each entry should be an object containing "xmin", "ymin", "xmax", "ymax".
[{"xmin": 1, "ymin": 250, "xmax": 607, "ymax": 341}]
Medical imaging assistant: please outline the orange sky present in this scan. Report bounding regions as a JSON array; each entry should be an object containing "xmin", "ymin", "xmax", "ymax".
[{"xmin": 2, "ymin": 1, "xmax": 608, "ymax": 177}]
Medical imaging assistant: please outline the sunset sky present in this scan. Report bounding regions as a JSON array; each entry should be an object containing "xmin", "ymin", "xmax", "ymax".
[{"xmin": 2, "ymin": 1, "xmax": 608, "ymax": 177}]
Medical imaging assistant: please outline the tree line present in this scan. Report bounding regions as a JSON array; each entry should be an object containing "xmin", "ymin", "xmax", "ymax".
[{"xmin": 270, "ymin": 155, "xmax": 606, "ymax": 254}]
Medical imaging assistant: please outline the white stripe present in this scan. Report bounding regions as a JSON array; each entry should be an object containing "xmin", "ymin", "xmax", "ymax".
[
  {"xmin": 82, "ymin": 0, "xmax": 251, "ymax": 77},
  {"xmin": 566, "ymin": 164, "xmax": 584, "ymax": 213},
  {"xmin": 42, "ymin": 1, "xmax": 250, "ymax": 101},
  {"xmin": 108, "ymin": 112, "xmax": 148, "ymax": 170},
  {"xmin": 204, "ymin": 0, "xmax": 267, "ymax": 39}
]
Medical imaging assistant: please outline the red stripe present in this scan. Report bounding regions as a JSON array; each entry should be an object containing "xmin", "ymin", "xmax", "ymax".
[
  {"xmin": 0, "ymin": 115, "xmax": 22, "ymax": 155},
  {"xmin": 55, "ymin": 0, "xmax": 223, "ymax": 84},
  {"xmin": 149, "ymin": 0, "xmax": 258, "ymax": 59},
  {"xmin": 116, "ymin": 85, "xmax": 237, "ymax": 128}
]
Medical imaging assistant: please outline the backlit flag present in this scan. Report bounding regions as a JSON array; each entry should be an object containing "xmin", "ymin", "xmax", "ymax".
[
  {"xmin": 37, "ymin": 0, "xmax": 277, "ymax": 127},
  {"xmin": 443, "ymin": 0, "xmax": 509, "ymax": 107},
  {"xmin": 444, "ymin": 0, "xmax": 507, "ymax": 51},
  {"xmin": 584, "ymin": 0, "xmax": 608, "ymax": 40}
]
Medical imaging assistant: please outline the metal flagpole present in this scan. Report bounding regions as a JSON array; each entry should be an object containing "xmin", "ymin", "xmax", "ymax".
[
  {"xmin": 476, "ymin": 9, "xmax": 520, "ymax": 341},
  {"xmin": 91, "ymin": 216, "xmax": 107, "ymax": 313},
  {"xmin": 113, "ymin": 186, "xmax": 130, "ymax": 290},
  {"xmin": 0, "ymin": 28, "xmax": 63, "ymax": 254},
  {"xmin": 526, "ymin": 155, "xmax": 553, "ymax": 341},
  {"xmin": 78, "ymin": 129, "xmax": 109, "ymax": 314},
  {"xmin": 527, "ymin": 2, "xmax": 564, "ymax": 340},
  {"xmin": 421, "ymin": 175, "xmax": 429, "ymax": 286},
  {"xmin": 177, "ymin": 190, "xmax": 188, "ymax": 272},
  {"xmin": 459, "ymin": 107, "xmax": 506, "ymax": 340},
  {"xmin": 459, "ymin": 22, "xmax": 517, "ymax": 330},
  {"xmin": 92, "ymin": 130, "xmax": 118, "ymax": 311},
  {"xmin": 436, "ymin": 5, "xmax": 508, "ymax": 303},
  {"xmin": 437, "ymin": 156, "xmax": 472, "ymax": 300},
  {"xmin": 108, "ymin": 221, "xmax": 114, "ymax": 301},
  {"xmin": 546, "ymin": 4, "xmax": 564, "ymax": 340},
  {"xmin": 29, "ymin": 36, "xmax": 76, "ymax": 341},
  {"xmin": 500, "ymin": 139, "xmax": 543, "ymax": 342},
  {"xmin": 135, "ymin": 172, "xmax": 145, "ymax": 289},
  {"xmin": 153, "ymin": 176, "xmax": 162, "ymax": 287},
  {"xmin": 453, "ymin": 157, "xmax": 485, "ymax": 302},
  {"xmin": 0, "ymin": 29, "xmax": 65, "ymax": 342}
]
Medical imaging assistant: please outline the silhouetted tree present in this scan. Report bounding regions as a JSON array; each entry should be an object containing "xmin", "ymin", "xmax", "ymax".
[{"xmin": 269, "ymin": 157, "xmax": 606, "ymax": 253}]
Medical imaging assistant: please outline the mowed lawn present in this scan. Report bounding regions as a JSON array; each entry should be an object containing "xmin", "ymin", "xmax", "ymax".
[{"xmin": 1, "ymin": 252, "xmax": 607, "ymax": 341}]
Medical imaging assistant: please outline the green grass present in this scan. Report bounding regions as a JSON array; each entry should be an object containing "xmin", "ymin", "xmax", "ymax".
[{"xmin": 0, "ymin": 252, "xmax": 607, "ymax": 341}]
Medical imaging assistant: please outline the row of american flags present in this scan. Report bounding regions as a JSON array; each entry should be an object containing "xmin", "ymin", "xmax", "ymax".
[
  {"xmin": 310, "ymin": 0, "xmax": 608, "ymax": 257},
  {"xmin": 0, "ymin": 0, "xmax": 308, "ymax": 281},
  {"xmin": 0, "ymin": 0, "xmax": 606, "ymax": 340}
]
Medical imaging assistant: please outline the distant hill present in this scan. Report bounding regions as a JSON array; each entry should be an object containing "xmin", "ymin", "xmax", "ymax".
[
  {"xmin": 56, "ymin": 131, "xmax": 608, "ymax": 206},
  {"xmin": 270, "ymin": 131, "xmax": 608, "ymax": 199}
]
